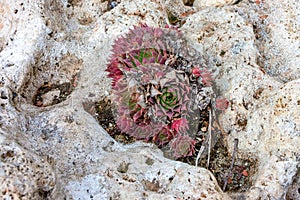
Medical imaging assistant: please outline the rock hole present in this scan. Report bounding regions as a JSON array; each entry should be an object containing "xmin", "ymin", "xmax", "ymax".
[
  {"xmin": 220, "ymin": 50, "xmax": 226, "ymax": 57},
  {"xmin": 90, "ymin": 24, "xmax": 258, "ymax": 193},
  {"xmin": 67, "ymin": 0, "xmax": 82, "ymax": 7},
  {"xmin": 183, "ymin": 0, "xmax": 194, "ymax": 6},
  {"xmin": 233, "ymin": 0, "xmax": 243, "ymax": 5},
  {"xmin": 107, "ymin": 1, "xmax": 119, "ymax": 10},
  {"xmin": 35, "ymin": 189, "xmax": 53, "ymax": 199},
  {"xmin": 19, "ymin": 53, "xmax": 82, "ymax": 107},
  {"xmin": 0, "ymin": 91, "xmax": 8, "ymax": 99}
]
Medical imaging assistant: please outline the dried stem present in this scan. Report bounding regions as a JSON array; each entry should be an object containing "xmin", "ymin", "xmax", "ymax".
[
  {"xmin": 195, "ymin": 145, "xmax": 205, "ymax": 167},
  {"xmin": 206, "ymin": 107, "xmax": 212, "ymax": 168},
  {"xmin": 223, "ymin": 138, "xmax": 239, "ymax": 191}
]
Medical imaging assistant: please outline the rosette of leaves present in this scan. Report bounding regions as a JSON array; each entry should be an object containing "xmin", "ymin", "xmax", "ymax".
[
  {"xmin": 152, "ymin": 126, "xmax": 173, "ymax": 147},
  {"xmin": 113, "ymin": 78, "xmax": 165, "ymax": 140},
  {"xmin": 153, "ymin": 70, "xmax": 191, "ymax": 120},
  {"xmin": 106, "ymin": 24, "xmax": 229, "ymax": 159},
  {"xmin": 113, "ymin": 63, "xmax": 196, "ymax": 155},
  {"xmin": 112, "ymin": 64, "xmax": 171, "ymax": 140},
  {"xmin": 171, "ymin": 135, "xmax": 196, "ymax": 159},
  {"xmin": 106, "ymin": 24, "xmax": 172, "ymax": 88}
]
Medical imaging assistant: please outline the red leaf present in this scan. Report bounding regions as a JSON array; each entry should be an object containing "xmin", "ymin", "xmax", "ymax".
[
  {"xmin": 216, "ymin": 98, "xmax": 229, "ymax": 111},
  {"xmin": 171, "ymin": 118, "xmax": 189, "ymax": 133},
  {"xmin": 191, "ymin": 67, "xmax": 201, "ymax": 78}
]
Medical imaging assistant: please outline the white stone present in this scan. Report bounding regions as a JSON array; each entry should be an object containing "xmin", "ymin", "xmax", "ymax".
[
  {"xmin": 41, "ymin": 90, "xmax": 61, "ymax": 107},
  {"xmin": 0, "ymin": 0, "xmax": 299, "ymax": 199},
  {"xmin": 193, "ymin": 0, "xmax": 239, "ymax": 8},
  {"xmin": 0, "ymin": 140, "xmax": 56, "ymax": 199},
  {"xmin": 256, "ymin": 0, "xmax": 300, "ymax": 82}
]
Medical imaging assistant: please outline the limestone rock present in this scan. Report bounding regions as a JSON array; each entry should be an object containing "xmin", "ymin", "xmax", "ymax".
[
  {"xmin": 0, "ymin": 137, "xmax": 56, "ymax": 199},
  {"xmin": 0, "ymin": 0, "xmax": 299, "ymax": 199},
  {"xmin": 182, "ymin": 2, "xmax": 299, "ymax": 199},
  {"xmin": 257, "ymin": 0, "xmax": 300, "ymax": 82},
  {"xmin": 193, "ymin": 0, "xmax": 240, "ymax": 8}
]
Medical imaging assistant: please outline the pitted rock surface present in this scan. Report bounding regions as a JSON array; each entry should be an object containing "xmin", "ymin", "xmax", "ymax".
[
  {"xmin": 0, "ymin": 0, "xmax": 299, "ymax": 199},
  {"xmin": 0, "ymin": 139, "xmax": 55, "ymax": 199}
]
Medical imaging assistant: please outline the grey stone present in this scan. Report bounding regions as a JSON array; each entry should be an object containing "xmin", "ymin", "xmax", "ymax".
[
  {"xmin": 0, "ymin": 0, "xmax": 299, "ymax": 199},
  {"xmin": 0, "ymin": 137, "xmax": 56, "ymax": 199}
]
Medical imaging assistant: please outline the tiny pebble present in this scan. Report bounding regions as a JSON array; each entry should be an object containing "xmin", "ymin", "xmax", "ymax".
[{"xmin": 110, "ymin": 1, "xmax": 118, "ymax": 9}]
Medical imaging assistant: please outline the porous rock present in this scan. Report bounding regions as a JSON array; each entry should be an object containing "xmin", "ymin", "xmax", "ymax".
[
  {"xmin": 0, "ymin": 136, "xmax": 56, "ymax": 199},
  {"xmin": 0, "ymin": 0, "xmax": 299, "ymax": 199},
  {"xmin": 256, "ymin": 0, "xmax": 300, "ymax": 82},
  {"xmin": 182, "ymin": 1, "xmax": 300, "ymax": 199},
  {"xmin": 193, "ymin": 0, "xmax": 240, "ymax": 8}
]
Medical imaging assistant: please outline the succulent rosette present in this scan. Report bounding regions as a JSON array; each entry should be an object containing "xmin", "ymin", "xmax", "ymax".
[
  {"xmin": 154, "ymin": 71, "xmax": 191, "ymax": 119},
  {"xmin": 152, "ymin": 126, "xmax": 174, "ymax": 147},
  {"xmin": 106, "ymin": 24, "xmax": 172, "ymax": 88},
  {"xmin": 106, "ymin": 24, "xmax": 227, "ymax": 159},
  {"xmin": 112, "ymin": 63, "xmax": 171, "ymax": 140},
  {"xmin": 171, "ymin": 135, "xmax": 196, "ymax": 159},
  {"xmin": 113, "ymin": 78, "xmax": 164, "ymax": 140}
]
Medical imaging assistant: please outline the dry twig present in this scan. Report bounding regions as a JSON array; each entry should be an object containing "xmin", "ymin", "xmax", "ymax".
[
  {"xmin": 195, "ymin": 145, "xmax": 205, "ymax": 167},
  {"xmin": 206, "ymin": 107, "xmax": 212, "ymax": 168},
  {"xmin": 223, "ymin": 138, "xmax": 239, "ymax": 191}
]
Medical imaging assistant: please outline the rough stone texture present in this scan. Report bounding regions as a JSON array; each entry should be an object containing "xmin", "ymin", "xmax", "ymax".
[
  {"xmin": 64, "ymin": 144, "xmax": 229, "ymax": 199},
  {"xmin": 182, "ymin": 3, "xmax": 299, "ymax": 199},
  {"xmin": 287, "ymin": 167, "xmax": 300, "ymax": 200},
  {"xmin": 193, "ymin": 0, "xmax": 239, "ymax": 8},
  {"xmin": 0, "ymin": 137, "xmax": 56, "ymax": 199},
  {"xmin": 257, "ymin": 0, "xmax": 300, "ymax": 82},
  {"xmin": 0, "ymin": 0, "xmax": 299, "ymax": 199}
]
